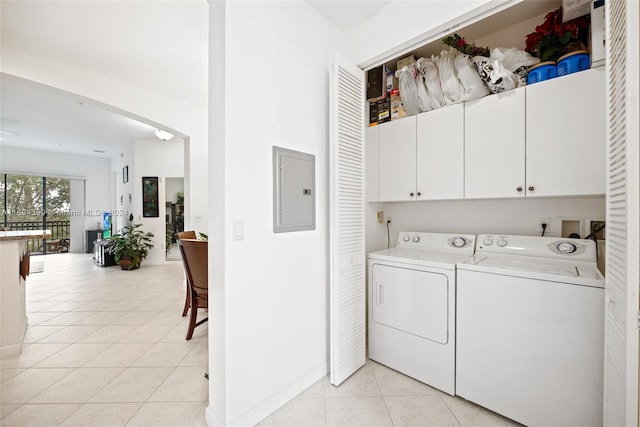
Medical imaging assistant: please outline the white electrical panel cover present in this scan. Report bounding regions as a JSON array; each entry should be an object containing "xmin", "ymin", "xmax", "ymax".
[{"xmin": 273, "ymin": 146, "xmax": 315, "ymax": 233}]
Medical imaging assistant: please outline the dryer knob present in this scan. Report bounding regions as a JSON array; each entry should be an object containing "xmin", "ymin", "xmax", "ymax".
[
  {"xmin": 483, "ymin": 238, "xmax": 493, "ymax": 246},
  {"xmin": 497, "ymin": 238, "xmax": 508, "ymax": 247},
  {"xmin": 452, "ymin": 237, "xmax": 466, "ymax": 248},
  {"xmin": 412, "ymin": 235, "xmax": 420, "ymax": 243},
  {"xmin": 403, "ymin": 235, "xmax": 410, "ymax": 242}
]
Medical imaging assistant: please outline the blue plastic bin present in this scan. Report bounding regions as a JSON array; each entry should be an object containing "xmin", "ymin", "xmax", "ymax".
[
  {"xmin": 527, "ymin": 62, "xmax": 557, "ymax": 85},
  {"xmin": 557, "ymin": 50, "xmax": 590, "ymax": 76}
]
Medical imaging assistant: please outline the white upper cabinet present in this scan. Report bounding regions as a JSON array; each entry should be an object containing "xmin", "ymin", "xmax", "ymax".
[
  {"xmin": 525, "ymin": 68, "xmax": 606, "ymax": 197},
  {"xmin": 366, "ymin": 126, "xmax": 379, "ymax": 202},
  {"xmin": 378, "ymin": 116, "xmax": 417, "ymax": 201},
  {"xmin": 416, "ymin": 103, "xmax": 464, "ymax": 200},
  {"xmin": 465, "ymin": 87, "xmax": 526, "ymax": 199}
]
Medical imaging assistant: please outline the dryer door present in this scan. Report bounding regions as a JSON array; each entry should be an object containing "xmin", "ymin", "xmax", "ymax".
[{"xmin": 371, "ymin": 264, "xmax": 449, "ymax": 344}]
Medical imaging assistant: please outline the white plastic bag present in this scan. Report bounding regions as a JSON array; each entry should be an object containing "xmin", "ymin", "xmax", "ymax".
[
  {"xmin": 414, "ymin": 61, "xmax": 432, "ymax": 113},
  {"xmin": 472, "ymin": 56, "xmax": 520, "ymax": 93},
  {"xmin": 454, "ymin": 53, "xmax": 489, "ymax": 101},
  {"xmin": 433, "ymin": 50, "xmax": 464, "ymax": 105},
  {"xmin": 395, "ymin": 64, "xmax": 421, "ymax": 116},
  {"xmin": 417, "ymin": 58, "xmax": 444, "ymax": 109},
  {"xmin": 490, "ymin": 47, "xmax": 540, "ymax": 86}
]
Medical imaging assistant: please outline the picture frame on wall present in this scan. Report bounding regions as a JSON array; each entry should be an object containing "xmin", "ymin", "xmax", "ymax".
[
  {"xmin": 142, "ymin": 176, "xmax": 159, "ymax": 217},
  {"xmin": 123, "ymin": 166, "xmax": 129, "ymax": 183}
]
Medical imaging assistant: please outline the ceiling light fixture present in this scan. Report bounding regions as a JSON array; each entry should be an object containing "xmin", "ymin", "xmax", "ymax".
[{"xmin": 154, "ymin": 129, "xmax": 174, "ymax": 141}]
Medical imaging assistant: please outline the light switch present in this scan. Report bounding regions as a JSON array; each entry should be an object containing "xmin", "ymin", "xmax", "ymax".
[{"xmin": 233, "ymin": 220, "xmax": 244, "ymax": 241}]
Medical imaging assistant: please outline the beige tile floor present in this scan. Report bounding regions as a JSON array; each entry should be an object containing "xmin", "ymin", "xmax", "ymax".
[
  {"xmin": 1, "ymin": 253, "xmax": 521, "ymax": 427},
  {"xmin": 1, "ymin": 253, "xmax": 209, "ymax": 427},
  {"xmin": 259, "ymin": 361, "xmax": 521, "ymax": 427}
]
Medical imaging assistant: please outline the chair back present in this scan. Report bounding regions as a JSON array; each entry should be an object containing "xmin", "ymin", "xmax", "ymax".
[
  {"xmin": 177, "ymin": 239, "xmax": 208, "ymax": 294},
  {"xmin": 175, "ymin": 230, "xmax": 197, "ymax": 241}
]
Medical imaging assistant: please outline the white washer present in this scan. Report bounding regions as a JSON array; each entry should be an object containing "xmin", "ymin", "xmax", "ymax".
[
  {"xmin": 456, "ymin": 234, "xmax": 604, "ymax": 427},
  {"xmin": 368, "ymin": 231, "xmax": 476, "ymax": 395}
]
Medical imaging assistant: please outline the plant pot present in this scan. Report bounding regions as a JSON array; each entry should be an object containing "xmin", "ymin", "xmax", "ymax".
[{"xmin": 119, "ymin": 255, "xmax": 140, "ymax": 270}]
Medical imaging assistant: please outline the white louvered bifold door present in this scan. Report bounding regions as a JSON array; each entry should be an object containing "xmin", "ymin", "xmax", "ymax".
[
  {"xmin": 604, "ymin": 1, "xmax": 639, "ymax": 425},
  {"xmin": 329, "ymin": 53, "xmax": 366, "ymax": 386}
]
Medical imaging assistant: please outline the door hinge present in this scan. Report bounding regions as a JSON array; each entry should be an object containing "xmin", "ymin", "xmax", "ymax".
[{"xmin": 637, "ymin": 311, "xmax": 640, "ymax": 329}]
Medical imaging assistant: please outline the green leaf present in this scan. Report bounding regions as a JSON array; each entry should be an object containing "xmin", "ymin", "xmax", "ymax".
[
  {"xmin": 559, "ymin": 32, "xmax": 572, "ymax": 45},
  {"xmin": 541, "ymin": 46, "xmax": 558, "ymax": 61}
]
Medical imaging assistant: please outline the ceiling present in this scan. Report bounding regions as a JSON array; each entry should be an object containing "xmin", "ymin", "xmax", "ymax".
[
  {"xmin": 0, "ymin": 0, "xmax": 389, "ymax": 159},
  {"xmin": 0, "ymin": 75, "xmax": 160, "ymax": 158},
  {"xmin": 306, "ymin": 0, "xmax": 394, "ymax": 31}
]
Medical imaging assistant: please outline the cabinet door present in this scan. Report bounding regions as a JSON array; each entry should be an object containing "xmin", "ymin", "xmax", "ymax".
[
  {"xmin": 465, "ymin": 87, "xmax": 526, "ymax": 199},
  {"xmin": 526, "ymin": 68, "xmax": 606, "ymax": 197},
  {"xmin": 366, "ymin": 126, "xmax": 379, "ymax": 202},
  {"xmin": 378, "ymin": 117, "xmax": 417, "ymax": 201},
  {"xmin": 416, "ymin": 103, "xmax": 464, "ymax": 200}
]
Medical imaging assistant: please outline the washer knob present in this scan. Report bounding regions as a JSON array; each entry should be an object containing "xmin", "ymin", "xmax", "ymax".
[
  {"xmin": 557, "ymin": 242, "xmax": 577, "ymax": 254},
  {"xmin": 497, "ymin": 238, "xmax": 508, "ymax": 247},
  {"xmin": 452, "ymin": 237, "xmax": 466, "ymax": 248},
  {"xmin": 412, "ymin": 235, "xmax": 420, "ymax": 243},
  {"xmin": 403, "ymin": 235, "xmax": 410, "ymax": 242},
  {"xmin": 483, "ymin": 237, "xmax": 493, "ymax": 246}
]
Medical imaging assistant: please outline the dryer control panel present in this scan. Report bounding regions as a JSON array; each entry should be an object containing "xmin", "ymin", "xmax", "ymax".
[{"xmin": 396, "ymin": 232, "xmax": 476, "ymax": 252}]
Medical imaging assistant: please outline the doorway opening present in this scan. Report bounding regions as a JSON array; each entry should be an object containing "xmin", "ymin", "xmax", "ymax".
[{"xmin": 165, "ymin": 177, "xmax": 184, "ymax": 261}]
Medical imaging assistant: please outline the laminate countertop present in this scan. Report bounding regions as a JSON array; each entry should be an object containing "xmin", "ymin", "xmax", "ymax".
[{"xmin": 0, "ymin": 230, "xmax": 52, "ymax": 241}]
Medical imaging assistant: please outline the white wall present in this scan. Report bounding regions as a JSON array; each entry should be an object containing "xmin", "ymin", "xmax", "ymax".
[
  {"xmin": 344, "ymin": 0, "xmax": 493, "ymax": 66},
  {"xmin": 209, "ymin": 2, "xmax": 342, "ymax": 425},
  {"xmin": 366, "ymin": 197, "xmax": 606, "ymax": 252},
  {"xmin": 165, "ymin": 178, "xmax": 184, "ymax": 204},
  {"xmin": 0, "ymin": 146, "xmax": 111, "ymax": 248},
  {"xmin": 132, "ymin": 138, "xmax": 184, "ymax": 265}
]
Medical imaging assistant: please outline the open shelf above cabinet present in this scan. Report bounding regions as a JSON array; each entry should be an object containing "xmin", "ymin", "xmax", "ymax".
[{"xmin": 374, "ymin": 0, "xmax": 562, "ymax": 74}]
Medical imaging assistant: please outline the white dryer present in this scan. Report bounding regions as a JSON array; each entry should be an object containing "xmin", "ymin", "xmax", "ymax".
[
  {"xmin": 368, "ymin": 231, "xmax": 475, "ymax": 395},
  {"xmin": 456, "ymin": 234, "xmax": 604, "ymax": 427}
]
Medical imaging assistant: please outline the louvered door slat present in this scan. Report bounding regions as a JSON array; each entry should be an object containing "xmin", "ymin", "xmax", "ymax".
[
  {"xmin": 329, "ymin": 53, "xmax": 366, "ymax": 386},
  {"xmin": 604, "ymin": 0, "xmax": 639, "ymax": 425}
]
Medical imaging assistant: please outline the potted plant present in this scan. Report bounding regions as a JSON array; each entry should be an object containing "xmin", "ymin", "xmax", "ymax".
[
  {"xmin": 525, "ymin": 8, "xmax": 589, "ymax": 62},
  {"xmin": 106, "ymin": 223, "xmax": 154, "ymax": 270}
]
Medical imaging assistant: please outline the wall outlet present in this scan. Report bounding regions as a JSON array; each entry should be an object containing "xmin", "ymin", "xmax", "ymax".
[
  {"xmin": 386, "ymin": 216, "xmax": 392, "ymax": 224},
  {"xmin": 539, "ymin": 217, "xmax": 551, "ymax": 234}
]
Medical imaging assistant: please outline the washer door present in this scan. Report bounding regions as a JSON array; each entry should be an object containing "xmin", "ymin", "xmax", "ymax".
[{"xmin": 371, "ymin": 264, "xmax": 449, "ymax": 344}]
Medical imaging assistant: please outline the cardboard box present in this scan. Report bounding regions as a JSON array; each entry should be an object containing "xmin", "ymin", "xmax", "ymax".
[
  {"xmin": 397, "ymin": 54, "xmax": 416, "ymax": 71},
  {"xmin": 386, "ymin": 71, "xmax": 398, "ymax": 97},
  {"xmin": 369, "ymin": 99, "xmax": 380, "ymax": 125},
  {"xmin": 367, "ymin": 66, "xmax": 384, "ymax": 100},
  {"xmin": 390, "ymin": 89, "xmax": 407, "ymax": 120},
  {"xmin": 369, "ymin": 97, "xmax": 391, "ymax": 126},
  {"xmin": 377, "ymin": 97, "xmax": 390, "ymax": 124},
  {"xmin": 368, "ymin": 65, "xmax": 394, "ymax": 100}
]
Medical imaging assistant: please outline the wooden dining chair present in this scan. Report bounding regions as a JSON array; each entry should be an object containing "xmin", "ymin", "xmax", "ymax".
[
  {"xmin": 176, "ymin": 230, "xmax": 197, "ymax": 316},
  {"xmin": 177, "ymin": 238, "xmax": 208, "ymax": 340}
]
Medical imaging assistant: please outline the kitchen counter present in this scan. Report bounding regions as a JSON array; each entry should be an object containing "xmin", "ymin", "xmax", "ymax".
[{"xmin": 0, "ymin": 230, "xmax": 50, "ymax": 357}]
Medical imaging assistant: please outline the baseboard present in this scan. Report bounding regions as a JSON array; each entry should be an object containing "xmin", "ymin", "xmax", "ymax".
[{"xmin": 209, "ymin": 360, "xmax": 328, "ymax": 427}]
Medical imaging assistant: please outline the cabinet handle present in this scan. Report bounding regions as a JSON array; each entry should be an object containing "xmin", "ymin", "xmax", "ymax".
[
  {"xmin": 416, "ymin": 192, "xmax": 421, "ymax": 196},
  {"xmin": 528, "ymin": 186, "xmax": 535, "ymax": 192},
  {"xmin": 409, "ymin": 192, "xmax": 414, "ymax": 197},
  {"xmin": 516, "ymin": 187, "xmax": 523, "ymax": 192}
]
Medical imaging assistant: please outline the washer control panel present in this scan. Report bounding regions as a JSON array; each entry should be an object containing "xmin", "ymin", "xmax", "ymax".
[
  {"xmin": 475, "ymin": 234, "xmax": 596, "ymax": 261},
  {"xmin": 396, "ymin": 232, "xmax": 476, "ymax": 252}
]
